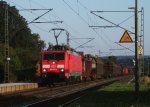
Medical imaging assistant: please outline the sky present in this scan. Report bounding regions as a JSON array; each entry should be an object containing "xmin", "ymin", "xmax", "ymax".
[{"xmin": 5, "ymin": 0, "xmax": 150, "ymax": 56}]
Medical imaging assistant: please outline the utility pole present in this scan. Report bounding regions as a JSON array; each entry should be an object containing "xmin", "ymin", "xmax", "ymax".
[
  {"xmin": 90, "ymin": 0, "xmax": 140, "ymax": 100},
  {"xmin": 148, "ymin": 59, "xmax": 149, "ymax": 76},
  {"xmin": 4, "ymin": 3, "xmax": 10, "ymax": 83},
  {"xmin": 66, "ymin": 31, "xmax": 70, "ymax": 48},
  {"xmin": 138, "ymin": 7, "xmax": 144, "ymax": 76},
  {"xmin": 134, "ymin": 0, "xmax": 139, "ymax": 100}
]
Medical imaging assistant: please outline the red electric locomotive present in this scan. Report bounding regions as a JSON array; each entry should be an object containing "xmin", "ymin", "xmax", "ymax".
[{"xmin": 40, "ymin": 45, "xmax": 82, "ymax": 84}]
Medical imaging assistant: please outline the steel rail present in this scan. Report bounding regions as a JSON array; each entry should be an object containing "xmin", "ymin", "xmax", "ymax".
[{"xmin": 22, "ymin": 78, "xmax": 120, "ymax": 107}]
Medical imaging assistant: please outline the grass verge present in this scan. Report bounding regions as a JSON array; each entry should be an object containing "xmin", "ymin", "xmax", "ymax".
[{"xmin": 67, "ymin": 83, "xmax": 150, "ymax": 107}]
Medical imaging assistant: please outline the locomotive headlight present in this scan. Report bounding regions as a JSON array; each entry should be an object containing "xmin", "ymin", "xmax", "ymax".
[
  {"xmin": 43, "ymin": 69, "xmax": 46, "ymax": 72},
  {"xmin": 60, "ymin": 69, "xmax": 64, "ymax": 72}
]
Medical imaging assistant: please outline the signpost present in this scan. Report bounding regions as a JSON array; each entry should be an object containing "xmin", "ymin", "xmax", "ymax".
[{"xmin": 119, "ymin": 31, "xmax": 133, "ymax": 43}]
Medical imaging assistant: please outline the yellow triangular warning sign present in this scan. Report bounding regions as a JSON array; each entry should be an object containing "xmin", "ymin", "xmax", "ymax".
[{"xmin": 119, "ymin": 31, "xmax": 133, "ymax": 43}]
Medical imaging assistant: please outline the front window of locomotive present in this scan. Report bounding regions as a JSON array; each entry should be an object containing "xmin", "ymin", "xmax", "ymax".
[{"xmin": 43, "ymin": 52, "xmax": 65, "ymax": 60}]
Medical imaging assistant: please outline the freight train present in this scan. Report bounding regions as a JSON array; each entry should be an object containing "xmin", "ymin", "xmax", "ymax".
[{"xmin": 36, "ymin": 45, "xmax": 126, "ymax": 85}]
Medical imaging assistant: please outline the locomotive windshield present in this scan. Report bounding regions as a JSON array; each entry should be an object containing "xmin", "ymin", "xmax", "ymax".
[{"xmin": 44, "ymin": 52, "xmax": 65, "ymax": 60}]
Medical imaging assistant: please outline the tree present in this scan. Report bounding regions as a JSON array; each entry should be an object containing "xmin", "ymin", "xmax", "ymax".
[
  {"xmin": 0, "ymin": 1, "xmax": 45, "ymax": 82},
  {"xmin": 108, "ymin": 56, "xmax": 117, "ymax": 63}
]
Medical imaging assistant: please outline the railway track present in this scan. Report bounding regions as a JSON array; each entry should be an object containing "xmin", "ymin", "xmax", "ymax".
[
  {"xmin": 0, "ymin": 76, "xmax": 131, "ymax": 107},
  {"xmin": 23, "ymin": 78, "xmax": 118, "ymax": 107}
]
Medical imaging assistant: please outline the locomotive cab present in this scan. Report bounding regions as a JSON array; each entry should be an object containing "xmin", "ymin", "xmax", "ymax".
[
  {"xmin": 40, "ymin": 45, "xmax": 82, "ymax": 84},
  {"xmin": 41, "ymin": 51, "xmax": 67, "ymax": 83}
]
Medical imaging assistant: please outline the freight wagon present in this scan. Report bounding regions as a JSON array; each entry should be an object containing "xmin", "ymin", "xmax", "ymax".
[
  {"xmin": 103, "ymin": 60, "xmax": 113, "ymax": 78},
  {"xmin": 103, "ymin": 60, "xmax": 122, "ymax": 78},
  {"xmin": 112, "ymin": 62, "xmax": 122, "ymax": 76},
  {"xmin": 96, "ymin": 57, "xmax": 104, "ymax": 79},
  {"xmin": 82, "ymin": 54, "xmax": 97, "ymax": 81}
]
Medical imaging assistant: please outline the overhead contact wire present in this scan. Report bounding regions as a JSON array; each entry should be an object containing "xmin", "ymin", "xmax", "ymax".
[{"xmin": 62, "ymin": 0, "xmax": 112, "ymax": 49}]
